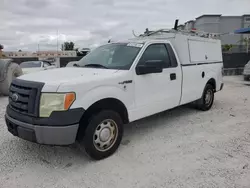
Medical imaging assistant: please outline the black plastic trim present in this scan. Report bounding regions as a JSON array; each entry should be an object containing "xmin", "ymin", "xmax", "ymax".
[
  {"xmin": 6, "ymin": 105, "xmax": 85, "ymax": 127},
  {"xmin": 17, "ymin": 126, "xmax": 36, "ymax": 142},
  {"xmin": 182, "ymin": 61, "xmax": 223, "ymax": 67},
  {"xmin": 197, "ymin": 62, "xmax": 223, "ymax": 65},
  {"xmin": 11, "ymin": 79, "xmax": 44, "ymax": 117},
  {"xmin": 166, "ymin": 44, "xmax": 178, "ymax": 67},
  {"xmin": 182, "ymin": 63, "xmax": 196, "ymax": 67}
]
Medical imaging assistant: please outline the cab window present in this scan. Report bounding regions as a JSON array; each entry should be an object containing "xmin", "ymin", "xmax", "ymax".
[{"xmin": 138, "ymin": 44, "xmax": 171, "ymax": 68}]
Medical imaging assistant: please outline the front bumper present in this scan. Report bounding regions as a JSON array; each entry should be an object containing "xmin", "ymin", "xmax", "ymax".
[{"xmin": 5, "ymin": 106, "xmax": 85, "ymax": 145}]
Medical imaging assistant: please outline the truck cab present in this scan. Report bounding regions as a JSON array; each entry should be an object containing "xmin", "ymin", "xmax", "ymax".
[{"xmin": 5, "ymin": 30, "xmax": 223, "ymax": 160}]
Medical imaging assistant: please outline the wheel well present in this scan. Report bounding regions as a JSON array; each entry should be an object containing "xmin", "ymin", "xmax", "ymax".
[
  {"xmin": 207, "ymin": 78, "xmax": 216, "ymax": 91},
  {"xmin": 76, "ymin": 98, "xmax": 129, "ymax": 141}
]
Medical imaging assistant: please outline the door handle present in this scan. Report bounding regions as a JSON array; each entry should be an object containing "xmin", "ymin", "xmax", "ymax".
[{"xmin": 170, "ymin": 73, "xmax": 176, "ymax": 80}]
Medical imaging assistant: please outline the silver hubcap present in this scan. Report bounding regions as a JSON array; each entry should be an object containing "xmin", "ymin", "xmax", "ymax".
[
  {"xmin": 205, "ymin": 89, "xmax": 213, "ymax": 105},
  {"xmin": 93, "ymin": 119, "xmax": 118, "ymax": 152}
]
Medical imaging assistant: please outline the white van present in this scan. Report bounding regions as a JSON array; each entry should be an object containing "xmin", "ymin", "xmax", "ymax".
[{"xmin": 5, "ymin": 30, "xmax": 223, "ymax": 160}]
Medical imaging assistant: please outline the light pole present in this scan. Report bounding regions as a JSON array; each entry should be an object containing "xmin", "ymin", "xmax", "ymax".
[
  {"xmin": 56, "ymin": 29, "xmax": 59, "ymax": 57},
  {"xmin": 247, "ymin": 25, "xmax": 250, "ymax": 53}
]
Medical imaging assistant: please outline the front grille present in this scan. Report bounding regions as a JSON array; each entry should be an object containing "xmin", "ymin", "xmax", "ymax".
[{"xmin": 9, "ymin": 79, "xmax": 44, "ymax": 117}]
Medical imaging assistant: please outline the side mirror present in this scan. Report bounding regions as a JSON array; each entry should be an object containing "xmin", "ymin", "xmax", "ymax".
[{"xmin": 136, "ymin": 60, "xmax": 163, "ymax": 75}]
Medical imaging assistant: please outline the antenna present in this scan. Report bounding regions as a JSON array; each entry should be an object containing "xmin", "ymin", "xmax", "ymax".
[
  {"xmin": 174, "ymin": 19, "xmax": 179, "ymax": 30},
  {"xmin": 132, "ymin": 30, "xmax": 139, "ymax": 37}
]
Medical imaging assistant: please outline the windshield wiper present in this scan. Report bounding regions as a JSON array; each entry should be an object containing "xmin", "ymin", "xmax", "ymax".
[{"xmin": 83, "ymin": 64, "xmax": 108, "ymax": 69}]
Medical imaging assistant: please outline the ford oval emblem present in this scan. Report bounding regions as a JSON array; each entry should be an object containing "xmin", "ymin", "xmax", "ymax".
[{"xmin": 12, "ymin": 93, "xmax": 19, "ymax": 102}]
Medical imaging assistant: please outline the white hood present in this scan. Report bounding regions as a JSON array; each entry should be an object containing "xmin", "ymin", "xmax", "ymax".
[{"xmin": 18, "ymin": 67, "xmax": 119, "ymax": 85}]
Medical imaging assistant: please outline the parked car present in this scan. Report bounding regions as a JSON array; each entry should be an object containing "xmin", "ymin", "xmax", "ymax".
[
  {"xmin": 5, "ymin": 30, "xmax": 223, "ymax": 160},
  {"xmin": 243, "ymin": 60, "xmax": 250, "ymax": 81},
  {"xmin": 66, "ymin": 61, "xmax": 78, "ymax": 67},
  {"xmin": 20, "ymin": 61, "xmax": 56, "ymax": 74}
]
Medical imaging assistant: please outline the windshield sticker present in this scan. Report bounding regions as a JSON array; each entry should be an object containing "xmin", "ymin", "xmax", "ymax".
[{"xmin": 127, "ymin": 43, "xmax": 143, "ymax": 48}]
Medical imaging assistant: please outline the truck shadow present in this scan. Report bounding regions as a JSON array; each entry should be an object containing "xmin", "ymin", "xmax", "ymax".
[
  {"xmin": 10, "ymin": 104, "xmax": 202, "ymax": 165},
  {"xmin": 9, "ymin": 139, "xmax": 91, "ymax": 167}
]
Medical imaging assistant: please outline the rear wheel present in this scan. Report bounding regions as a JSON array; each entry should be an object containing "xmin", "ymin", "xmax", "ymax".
[
  {"xmin": 195, "ymin": 84, "xmax": 214, "ymax": 111},
  {"xmin": 80, "ymin": 110, "xmax": 123, "ymax": 160}
]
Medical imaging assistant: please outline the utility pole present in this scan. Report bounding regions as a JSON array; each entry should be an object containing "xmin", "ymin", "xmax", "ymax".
[
  {"xmin": 247, "ymin": 25, "xmax": 250, "ymax": 53},
  {"xmin": 247, "ymin": 35, "xmax": 249, "ymax": 54},
  {"xmin": 56, "ymin": 29, "xmax": 59, "ymax": 57}
]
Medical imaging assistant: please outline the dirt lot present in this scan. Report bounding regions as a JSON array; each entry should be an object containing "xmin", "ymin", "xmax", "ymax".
[{"xmin": 0, "ymin": 76, "xmax": 250, "ymax": 188}]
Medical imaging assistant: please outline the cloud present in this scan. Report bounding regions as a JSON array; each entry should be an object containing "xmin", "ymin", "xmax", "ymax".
[{"xmin": 1, "ymin": 0, "xmax": 250, "ymax": 51}]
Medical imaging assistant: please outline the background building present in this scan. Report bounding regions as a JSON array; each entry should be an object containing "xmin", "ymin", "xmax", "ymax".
[
  {"xmin": 183, "ymin": 14, "xmax": 250, "ymax": 52},
  {"xmin": 3, "ymin": 50, "xmax": 76, "ymax": 58},
  {"xmin": 3, "ymin": 51, "xmax": 34, "ymax": 57},
  {"xmin": 35, "ymin": 51, "xmax": 76, "ymax": 57}
]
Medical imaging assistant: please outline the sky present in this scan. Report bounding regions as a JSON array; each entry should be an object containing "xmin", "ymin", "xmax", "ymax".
[{"xmin": 1, "ymin": 0, "xmax": 250, "ymax": 51}]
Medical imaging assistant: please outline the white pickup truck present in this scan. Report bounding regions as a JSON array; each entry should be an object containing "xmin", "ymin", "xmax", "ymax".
[{"xmin": 5, "ymin": 30, "xmax": 224, "ymax": 160}]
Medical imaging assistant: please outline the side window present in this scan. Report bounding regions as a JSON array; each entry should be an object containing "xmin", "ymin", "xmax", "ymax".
[
  {"xmin": 166, "ymin": 44, "xmax": 178, "ymax": 67},
  {"xmin": 139, "ymin": 44, "xmax": 171, "ymax": 68}
]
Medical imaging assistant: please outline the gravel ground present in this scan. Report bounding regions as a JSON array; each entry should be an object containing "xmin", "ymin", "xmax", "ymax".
[{"xmin": 0, "ymin": 76, "xmax": 250, "ymax": 188}]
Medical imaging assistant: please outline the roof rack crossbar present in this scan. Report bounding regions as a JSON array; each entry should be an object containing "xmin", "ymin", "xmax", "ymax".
[{"xmin": 136, "ymin": 28, "xmax": 221, "ymax": 39}]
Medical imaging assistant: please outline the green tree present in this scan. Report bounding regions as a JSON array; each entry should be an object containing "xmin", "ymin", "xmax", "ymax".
[
  {"xmin": 61, "ymin": 41, "xmax": 75, "ymax": 51},
  {"xmin": 238, "ymin": 37, "xmax": 250, "ymax": 53},
  {"xmin": 222, "ymin": 44, "xmax": 233, "ymax": 52},
  {"xmin": 241, "ymin": 37, "xmax": 250, "ymax": 53}
]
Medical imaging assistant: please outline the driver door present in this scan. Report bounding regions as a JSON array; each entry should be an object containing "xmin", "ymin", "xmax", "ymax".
[{"xmin": 133, "ymin": 42, "xmax": 182, "ymax": 119}]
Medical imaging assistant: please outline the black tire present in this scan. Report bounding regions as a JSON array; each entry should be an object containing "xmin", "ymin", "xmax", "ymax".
[
  {"xmin": 195, "ymin": 84, "xmax": 214, "ymax": 111},
  {"xmin": 80, "ymin": 110, "xmax": 123, "ymax": 160},
  {"xmin": 0, "ymin": 63, "xmax": 23, "ymax": 96}
]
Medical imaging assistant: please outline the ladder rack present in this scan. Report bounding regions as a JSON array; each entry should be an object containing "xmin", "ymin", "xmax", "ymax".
[{"xmin": 136, "ymin": 28, "xmax": 221, "ymax": 39}]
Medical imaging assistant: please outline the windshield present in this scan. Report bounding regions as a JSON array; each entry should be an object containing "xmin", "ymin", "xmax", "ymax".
[
  {"xmin": 77, "ymin": 43, "xmax": 143, "ymax": 70},
  {"xmin": 20, "ymin": 61, "xmax": 41, "ymax": 68}
]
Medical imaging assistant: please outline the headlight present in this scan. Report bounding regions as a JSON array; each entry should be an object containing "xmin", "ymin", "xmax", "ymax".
[{"xmin": 39, "ymin": 93, "xmax": 75, "ymax": 117}]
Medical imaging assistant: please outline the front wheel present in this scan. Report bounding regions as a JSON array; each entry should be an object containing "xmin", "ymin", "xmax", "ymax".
[
  {"xmin": 80, "ymin": 110, "xmax": 123, "ymax": 160},
  {"xmin": 195, "ymin": 84, "xmax": 214, "ymax": 111}
]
